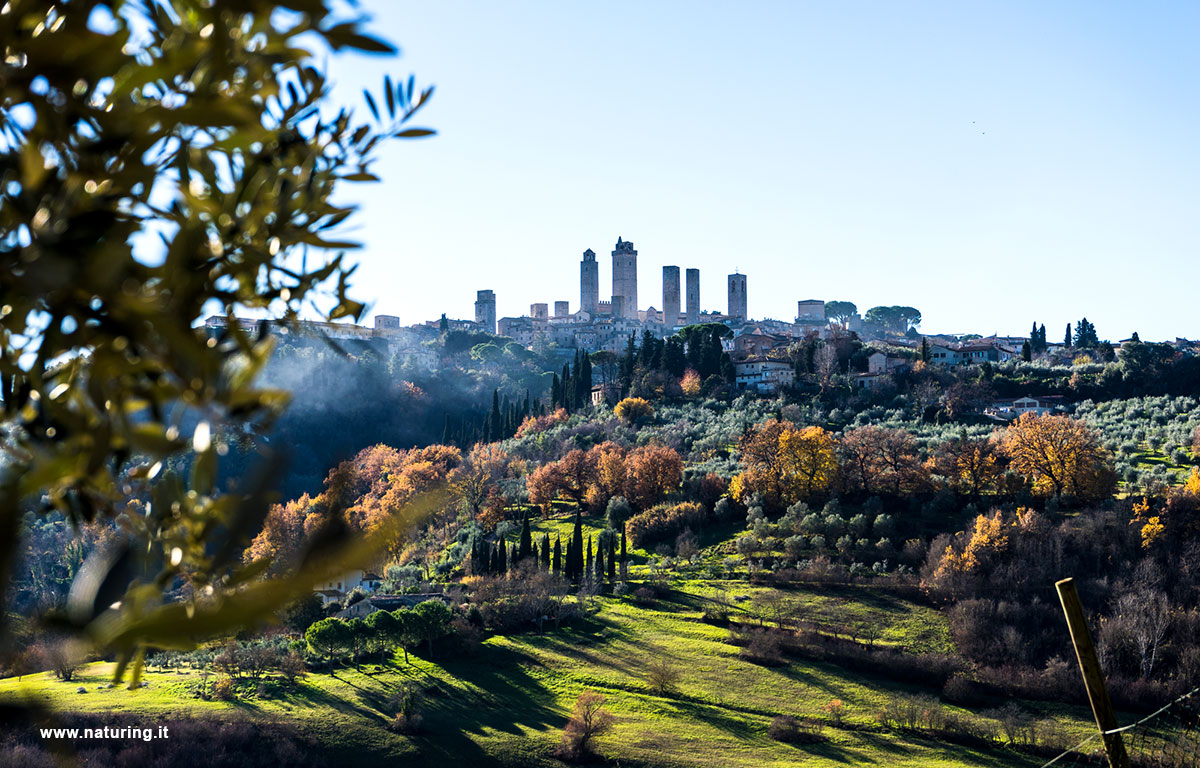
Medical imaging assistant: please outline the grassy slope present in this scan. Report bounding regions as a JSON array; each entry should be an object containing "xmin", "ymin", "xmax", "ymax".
[{"xmin": 0, "ymin": 582, "xmax": 1097, "ymax": 767}]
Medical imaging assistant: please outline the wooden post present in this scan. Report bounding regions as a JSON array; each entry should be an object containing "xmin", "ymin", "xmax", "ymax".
[{"xmin": 1056, "ymin": 577, "xmax": 1130, "ymax": 768}]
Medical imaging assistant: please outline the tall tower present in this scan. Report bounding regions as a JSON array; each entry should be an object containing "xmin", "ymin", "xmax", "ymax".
[
  {"xmin": 685, "ymin": 268, "xmax": 700, "ymax": 325},
  {"xmin": 580, "ymin": 249, "xmax": 599, "ymax": 315},
  {"xmin": 662, "ymin": 266, "xmax": 680, "ymax": 327},
  {"xmin": 474, "ymin": 289, "xmax": 496, "ymax": 334},
  {"xmin": 611, "ymin": 237, "xmax": 638, "ymax": 319},
  {"xmin": 727, "ymin": 273, "xmax": 747, "ymax": 322}
]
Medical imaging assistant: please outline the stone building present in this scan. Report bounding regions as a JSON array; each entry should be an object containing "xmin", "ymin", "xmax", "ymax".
[
  {"xmin": 685, "ymin": 268, "xmax": 700, "ymax": 325},
  {"xmin": 474, "ymin": 289, "xmax": 496, "ymax": 334},
  {"xmin": 611, "ymin": 237, "xmax": 638, "ymax": 319},
  {"xmin": 580, "ymin": 249, "xmax": 599, "ymax": 315},
  {"xmin": 662, "ymin": 266, "xmax": 680, "ymax": 327},
  {"xmin": 727, "ymin": 272, "xmax": 747, "ymax": 322}
]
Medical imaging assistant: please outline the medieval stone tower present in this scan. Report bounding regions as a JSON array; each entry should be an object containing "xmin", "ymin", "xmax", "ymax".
[
  {"xmin": 727, "ymin": 272, "xmax": 747, "ymax": 322},
  {"xmin": 580, "ymin": 249, "xmax": 599, "ymax": 315},
  {"xmin": 685, "ymin": 268, "xmax": 700, "ymax": 325},
  {"xmin": 474, "ymin": 289, "xmax": 496, "ymax": 333},
  {"xmin": 611, "ymin": 237, "xmax": 638, "ymax": 319},
  {"xmin": 662, "ymin": 266, "xmax": 680, "ymax": 327}
]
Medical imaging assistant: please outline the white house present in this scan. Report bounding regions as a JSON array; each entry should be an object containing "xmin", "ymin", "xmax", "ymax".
[
  {"xmin": 734, "ymin": 359, "xmax": 795, "ymax": 394},
  {"xmin": 867, "ymin": 352, "xmax": 910, "ymax": 374},
  {"xmin": 986, "ymin": 395, "xmax": 1066, "ymax": 420},
  {"xmin": 313, "ymin": 569, "xmax": 383, "ymax": 605}
]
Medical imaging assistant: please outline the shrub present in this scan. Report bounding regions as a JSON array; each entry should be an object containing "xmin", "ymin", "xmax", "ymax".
[
  {"xmin": 614, "ymin": 397, "xmax": 654, "ymax": 424},
  {"xmin": 768, "ymin": 715, "xmax": 825, "ymax": 744},
  {"xmin": 626, "ymin": 501, "xmax": 706, "ymax": 547},
  {"xmin": 212, "ymin": 676, "xmax": 237, "ymax": 701},
  {"xmin": 739, "ymin": 628, "xmax": 786, "ymax": 666}
]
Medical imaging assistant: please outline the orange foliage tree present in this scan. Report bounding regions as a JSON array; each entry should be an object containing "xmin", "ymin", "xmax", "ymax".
[
  {"xmin": 933, "ymin": 433, "xmax": 1004, "ymax": 496},
  {"xmin": 838, "ymin": 426, "xmax": 929, "ymax": 496},
  {"xmin": 1001, "ymin": 413, "xmax": 1115, "ymax": 500},
  {"xmin": 735, "ymin": 420, "xmax": 836, "ymax": 509},
  {"xmin": 622, "ymin": 444, "xmax": 683, "ymax": 510}
]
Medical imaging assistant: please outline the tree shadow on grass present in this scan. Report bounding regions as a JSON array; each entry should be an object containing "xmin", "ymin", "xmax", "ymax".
[{"xmin": 400, "ymin": 644, "xmax": 563, "ymax": 766}]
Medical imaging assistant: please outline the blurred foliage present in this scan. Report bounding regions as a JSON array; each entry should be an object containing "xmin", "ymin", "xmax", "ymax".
[{"xmin": 0, "ymin": 0, "xmax": 433, "ymax": 681}]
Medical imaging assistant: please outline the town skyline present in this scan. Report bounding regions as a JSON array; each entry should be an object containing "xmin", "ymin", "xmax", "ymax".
[{"xmin": 320, "ymin": 1, "xmax": 1198, "ymax": 342}]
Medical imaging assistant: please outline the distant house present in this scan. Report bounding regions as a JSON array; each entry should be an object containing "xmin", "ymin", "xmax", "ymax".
[
  {"xmin": 986, "ymin": 395, "xmax": 1066, "ymax": 420},
  {"xmin": 334, "ymin": 593, "xmax": 450, "ymax": 620},
  {"xmin": 854, "ymin": 372, "xmax": 891, "ymax": 390},
  {"xmin": 734, "ymin": 358, "xmax": 795, "ymax": 394},
  {"xmin": 927, "ymin": 339, "xmax": 1017, "ymax": 370},
  {"xmin": 732, "ymin": 327, "xmax": 792, "ymax": 359},
  {"xmin": 867, "ymin": 351, "xmax": 910, "ymax": 374},
  {"xmin": 313, "ymin": 570, "xmax": 383, "ymax": 606}
]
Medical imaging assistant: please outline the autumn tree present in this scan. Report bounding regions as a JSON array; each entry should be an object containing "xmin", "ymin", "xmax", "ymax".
[
  {"xmin": 934, "ymin": 434, "xmax": 1004, "ymax": 497},
  {"xmin": 451, "ymin": 443, "xmax": 510, "ymax": 517},
  {"xmin": 622, "ymin": 445, "xmax": 683, "ymax": 510},
  {"xmin": 735, "ymin": 420, "xmax": 837, "ymax": 508},
  {"xmin": 837, "ymin": 426, "xmax": 927, "ymax": 496},
  {"xmin": 1002, "ymin": 413, "xmax": 1116, "ymax": 500},
  {"xmin": 614, "ymin": 397, "xmax": 655, "ymax": 424},
  {"xmin": 779, "ymin": 426, "xmax": 838, "ymax": 500}
]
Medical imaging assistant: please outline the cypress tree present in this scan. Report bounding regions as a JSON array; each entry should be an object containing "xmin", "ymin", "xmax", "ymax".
[
  {"xmin": 585, "ymin": 535, "xmax": 593, "ymax": 579},
  {"xmin": 1021, "ymin": 340, "xmax": 1032, "ymax": 362},
  {"xmin": 571, "ymin": 509, "xmax": 584, "ymax": 581},
  {"xmin": 620, "ymin": 529, "xmax": 628, "ymax": 580},
  {"xmin": 498, "ymin": 537, "xmax": 508, "ymax": 574},
  {"xmin": 1065, "ymin": 324, "xmax": 1073, "ymax": 348},
  {"xmin": 489, "ymin": 543, "xmax": 499, "ymax": 575},
  {"xmin": 553, "ymin": 536, "xmax": 562, "ymax": 574},
  {"xmin": 1038, "ymin": 324, "xmax": 1046, "ymax": 351},
  {"xmin": 595, "ymin": 539, "xmax": 605, "ymax": 582},
  {"xmin": 919, "ymin": 337, "xmax": 930, "ymax": 363},
  {"xmin": 540, "ymin": 533, "xmax": 551, "ymax": 570},
  {"xmin": 518, "ymin": 513, "xmax": 533, "ymax": 561},
  {"xmin": 490, "ymin": 389, "xmax": 502, "ymax": 441},
  {"xmin": 551, "ymin": 372, "xmax": 561, "ymax": 408},
  {"xmin": 607, "ymin": 534, "xmax": 616, "ymax": 581}
]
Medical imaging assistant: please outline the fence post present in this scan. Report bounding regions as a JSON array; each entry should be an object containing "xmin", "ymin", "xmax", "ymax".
[{"xmin": 1056, "ymin": 577, "xmax": 1130, "ymax": 768}]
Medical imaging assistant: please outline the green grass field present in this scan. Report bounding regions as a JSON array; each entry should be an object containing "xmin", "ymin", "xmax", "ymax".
[{"xmin": 0, "ymin": 580, "xmax": 1099, "ymax": 767}]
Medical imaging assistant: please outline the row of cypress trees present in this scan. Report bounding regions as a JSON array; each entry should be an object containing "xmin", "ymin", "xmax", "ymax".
[{"xmin": 469, "ymin": 510, "xmax": 627, "ymax": 584}]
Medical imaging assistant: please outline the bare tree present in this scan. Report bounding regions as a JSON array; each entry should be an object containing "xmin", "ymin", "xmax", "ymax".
[
  {"xmin": 645, "ymin": 657, "xmax": 682, "ymax": 697},
  {"xmin": 1118, "ymin": 589, "xmax": 1172, "ymax": 678},
  {"xmin": 557, "ymin": 691, "xmax": 615, "ymax": 760}
]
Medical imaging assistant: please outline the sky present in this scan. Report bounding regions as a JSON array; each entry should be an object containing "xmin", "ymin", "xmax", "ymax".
[{"xmin": 320, "ymin": 1, "xmax": 1199, "ymax": 341}]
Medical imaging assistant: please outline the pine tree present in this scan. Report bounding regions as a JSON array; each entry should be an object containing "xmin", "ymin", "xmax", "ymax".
[
  {"xmin": 518, "ymin": 513, "xmax": 532, "ymax": 562},
  {"xmin": 553, "ymin": 536, "xmax": 562, "ymax": 574}
]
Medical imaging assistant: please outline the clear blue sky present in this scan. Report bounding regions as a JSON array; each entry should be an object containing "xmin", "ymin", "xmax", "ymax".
[{"xmin": 323, "ymin": 1, "xmax": 1198, "ymax": 341}]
